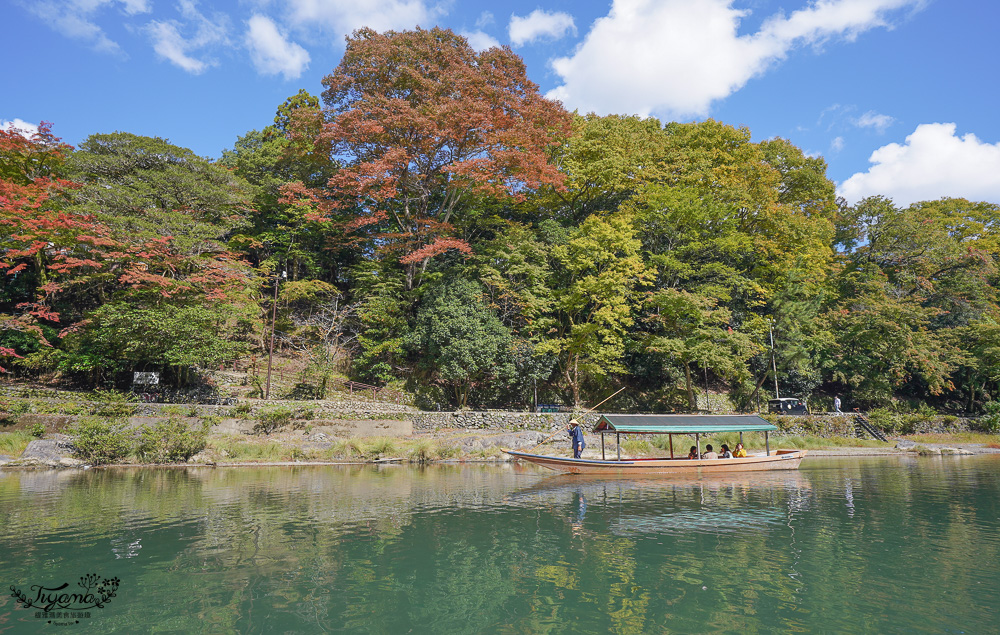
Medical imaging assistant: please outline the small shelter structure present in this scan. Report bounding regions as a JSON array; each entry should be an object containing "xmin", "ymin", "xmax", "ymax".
[{"xmin": 593, "ymin": 414, "xmax": 778, "ymax": 460}]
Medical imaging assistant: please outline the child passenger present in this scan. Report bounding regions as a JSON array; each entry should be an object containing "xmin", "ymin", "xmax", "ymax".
[{"xmin": 733, "ymin": 442, "xmax": 747, "ymax": 458}]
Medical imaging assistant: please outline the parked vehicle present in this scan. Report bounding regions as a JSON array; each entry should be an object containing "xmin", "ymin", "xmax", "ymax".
[{"xmin": 767, "ymin": 397, "xmax": 808, "ymax": 415}]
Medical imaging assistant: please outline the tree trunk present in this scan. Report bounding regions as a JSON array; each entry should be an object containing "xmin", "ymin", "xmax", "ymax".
[
  {"xmin": 562, "ymin": 353, "xmax": 580, "ymax": 408},
  {"xmin": 684, "ymin": 362, "xmax": 696, "ymax": 410},
  {"xmin": 405, "ymin": 262, "xmax": 416, "ymax": 291}
]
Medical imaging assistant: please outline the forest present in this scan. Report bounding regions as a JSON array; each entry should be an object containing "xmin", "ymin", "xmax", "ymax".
[{"xmin": 2, "ymin": 27, "xmax": 998, "ymax": 414}]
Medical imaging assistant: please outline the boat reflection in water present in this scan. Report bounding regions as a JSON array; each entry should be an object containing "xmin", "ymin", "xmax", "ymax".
[{"xmin": 508, "ymin": 470, "xmax": 814, "ymax": 537}]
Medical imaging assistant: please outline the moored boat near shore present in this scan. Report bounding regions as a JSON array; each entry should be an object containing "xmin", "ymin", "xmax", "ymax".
[{"xmin": 505, "ymin": 414, "xmax": 807, "ymax": 475}]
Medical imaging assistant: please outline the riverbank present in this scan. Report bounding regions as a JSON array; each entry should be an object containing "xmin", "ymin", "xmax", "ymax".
[
  {"xmin": 2, "ymin": 427, "xmax": 998, "ymax": 469},
  {"xmin": 2, "ymin": 384, "xmax": 997, "ymax": 468}
]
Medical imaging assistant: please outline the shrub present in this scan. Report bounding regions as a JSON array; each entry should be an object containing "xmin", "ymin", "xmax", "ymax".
[
  {"xmin": 88, "ymin": 389, "xmax": 139, "ymax": 418},
  {"xmin": 200, "ymin": 415, "xmax": 222, "ymax": 428},
  {"xmin": 359, "ymin": 436, "xmax": 399, "ymax": 459},
  {"xmin": 981, "ymin": 402, "xmax": 1000, "ymax": 434},
  {"xmin": 408, "ymin": 439, "xmax": 436, "ymax": 463},
  {"xmin": 253, "ymin": 407, "xmax": 294, "ymax": 435},
  {"xmin": 231, "ymin": 402, "xmax": 253, "ymax": 418},
  {"xmin": 0, "ymin": 399, "xmax": 30, "ymax": 425},
  {"xmin": 29, "ymin": 422, "xmax": 45, "ymax": 438},
  {"xmin": 867, "ymin": 408, "xmax": 902, "ymax": 434},
  {"xmin": 136, "ymin": 418, "xmax": 209, "ymax": 463},
  {"xmin": 70, "ymin": 417, "xmax": 136, "ymax": 465}
]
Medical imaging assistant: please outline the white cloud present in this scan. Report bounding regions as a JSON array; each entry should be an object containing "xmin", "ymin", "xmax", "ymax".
[
  {"xmin": 839, "ymin": 123, "xmax": 1000, "ymax": 206},
  {"xmin": 854, "ymin": 110, "xmax": 895, "ymax": 133},
  {"xmin": 548, "ymin": 0, "xmax": 922, "ymax": 117},
  {"xmin": 0, "ymin": 119, "xmax": 40, "ymax": 137},
  {"xmin": 120, "ymin": 0, "xmax": 150, "ymax": 16},
  {"xmin": 147, "ymin": 21, "xmax": 210, "ymax": 73},
  {"xmin": 284, "ymin": 0, "xmax": 440, "ymax": 35},
  {"xmin": 145, "ymin": 2, "xmax": 230, "ymax": 74},
  {"xmin": 830, "ymin": 136, "xmax": 845, "ymax": 152},
  {"xmin": 476, "ymin": 11, "xmax": 495, "ymax": 29},
  {"xmin": 246, "ymin": 15, "xmax": 310, "ymax": 79},
  {"xmin": 461, "ymin": 30, "xmax": 501, "ymax": 51},
  {"xmin": 19, "ymin": 0, "xmax": 152, "ymax": 55},
  {"xmin": 509, "ymin": 9, "xmax": 576, "ymax": 47}
]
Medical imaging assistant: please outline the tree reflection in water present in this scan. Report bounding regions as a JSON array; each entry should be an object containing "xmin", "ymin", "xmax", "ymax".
[{"xmin": 0, "ymin": 457, "xmax": 998, "ymax": 633}]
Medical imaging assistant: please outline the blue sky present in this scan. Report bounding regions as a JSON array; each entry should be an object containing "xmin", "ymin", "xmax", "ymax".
[{"xmin": 3, "ymin": 0, "xmax": 999, "ymax": 206}]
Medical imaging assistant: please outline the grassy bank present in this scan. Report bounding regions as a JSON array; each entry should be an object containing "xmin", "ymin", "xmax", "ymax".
[
  {"xmin": 3, "ymin": 428, "xmax": 999, "ymax": 466},
  {"xmin": 0, "ymin": 431, "xmax": 34, "ymax": 457},
  {"xmin": 903, "ymin": 432, "xmax": 1000, "ymax": 448}
]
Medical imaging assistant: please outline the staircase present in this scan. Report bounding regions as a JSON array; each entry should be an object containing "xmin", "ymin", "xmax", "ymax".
[{"xmin": 854, "ymin": 413, "xmax": 889, "ymax": 442}]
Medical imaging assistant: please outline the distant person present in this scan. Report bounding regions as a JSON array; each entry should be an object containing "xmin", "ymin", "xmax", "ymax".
[
  {"xmin": 834, "ymin": 396, "xmax": 842, "ymax": 414},
  {"xmin": 719, "ymin": 444, "xmax": 733, "ymax": 459},
  {"xmin": 568, "ymin": 419, "xmax": 585, "ymax": 458},
  {"xmin": 733, "ymin": 442, "xmax": 747, "ymax": 458},
  {"xmin": 688, "ymin": 446, "xmax": 699, "ymax": 459},
  {"xmin": 703, "ymin": 444, "xmax": 719, "ymax": 460}
]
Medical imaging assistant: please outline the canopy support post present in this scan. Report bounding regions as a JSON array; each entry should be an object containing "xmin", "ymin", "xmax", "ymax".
[
  {"xmin": 739, "ymin": 431, "xmax": 744, "ymax": 445},
  {"xmin": 601, "ymin": 433, "xmax": 605, "ymax": 460},
  {"xmin": 696, "ymin": 433, "xmax": 701, "ymax": 459},
  {"xmin": 617, "ymin": 432, "xmax": 621, "ymax": 461},
  {"xmin": 765, "ymin": 431, "xmax": 770, "ymax": 456},
  {"xmin": 669, "ymin": 434, "xmax": 674, "ymax": 459}
]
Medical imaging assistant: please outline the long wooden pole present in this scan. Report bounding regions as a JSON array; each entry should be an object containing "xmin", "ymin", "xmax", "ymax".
[
  {"xmin": 526, "ymin": 386, "xmax": 627, "ymax": 453},
  {"xmin": 264, "ymin": 272, "xmax": 281, "ymax": 400}
]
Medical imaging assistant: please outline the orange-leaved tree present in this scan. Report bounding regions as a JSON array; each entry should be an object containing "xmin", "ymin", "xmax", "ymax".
[{"xmin": 301, "ymin": 27, "xmax": 572, "ymax": 289}]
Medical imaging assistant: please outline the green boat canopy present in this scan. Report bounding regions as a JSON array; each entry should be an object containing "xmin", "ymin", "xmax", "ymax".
[{"xmin": 594, "ymin": 414, "xmax": 777, "ymax": 434}]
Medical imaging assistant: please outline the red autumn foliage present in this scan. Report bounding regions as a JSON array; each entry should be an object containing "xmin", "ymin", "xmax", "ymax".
[
  {"xmin": 0, "ymin": 345, "xmax": 23, "ymax": 373},
  {"xmin": 1, "ymin": 124, "xmax": 251, "ymax": 343},
  {"xmin": 399, "ymin": 237, "xmax": 474, "ymax": 265},
  {"xmin": 299, "ymin": 27, "xmax": 572, "ymax": 285}
]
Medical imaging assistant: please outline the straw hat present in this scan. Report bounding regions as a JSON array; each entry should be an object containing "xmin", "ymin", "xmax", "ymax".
[{"xmin": 569, "ymin": 418, "xmax": 579, "ymax": 426}]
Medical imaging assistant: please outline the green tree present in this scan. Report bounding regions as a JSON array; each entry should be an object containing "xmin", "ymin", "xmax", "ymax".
[
  {"xmin": 825, "ymin": 265, "xmax": 959, "ymax": 405},
  {"xmin": 408, "ymin": 278, "xmax": 514, "ymax": 408},
  {"xmin": 60, "ymin": 301, "xmax": 256, "ymax": 385},
  {"xmin": 66, "ymin": 132, "xmax": 251, "ymax": 256},
  {"xmin": 645, "ymin": 289, "xmax": 758, "ymax": 410},
  {"xmin": 539, "ymin": 213, "xmax": 650, "ymax": 406}
]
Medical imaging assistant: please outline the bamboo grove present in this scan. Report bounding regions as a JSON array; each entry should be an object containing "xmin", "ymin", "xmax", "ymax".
[{"xmin": 2, "ymin": 27, "xmax": 998, "ymax": 413}]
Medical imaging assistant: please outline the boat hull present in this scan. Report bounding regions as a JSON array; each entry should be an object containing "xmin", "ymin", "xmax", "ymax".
[{"xmin": 504, "ymin": 449, "xmax": 807, "ymax": 474}]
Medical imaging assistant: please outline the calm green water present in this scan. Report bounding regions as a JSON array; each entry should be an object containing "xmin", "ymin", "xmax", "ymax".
[{"xmin": 1, "ymin": 457, "xmax": 998, "ymax": 633}]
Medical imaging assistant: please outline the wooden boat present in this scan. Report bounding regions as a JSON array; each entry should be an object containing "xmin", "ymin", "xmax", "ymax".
[{"xmin": 504, "ymin": 414, "xmax": 807, "ymax": 475}]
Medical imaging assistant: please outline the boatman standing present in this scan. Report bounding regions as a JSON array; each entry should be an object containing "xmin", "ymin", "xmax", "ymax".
[{"xmin": 568, "ymin": 419, "xmax": 585, "ymax": 458}]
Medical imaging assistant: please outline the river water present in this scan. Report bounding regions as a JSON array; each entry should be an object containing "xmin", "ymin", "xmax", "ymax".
[{"xmin": 1, "ymin": 456, "xmax": 998, "ymax": 633}]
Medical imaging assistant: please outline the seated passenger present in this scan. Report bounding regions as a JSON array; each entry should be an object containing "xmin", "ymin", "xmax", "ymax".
[
  {"xmin": 719, "ymin": 444, "xmax": 733, "ymax": 459},
  {"xmin": 702, "ymin": 444, "xmax": 719, "ymax": 460},
  {"xmin": 733, "ymin": 442, "xmax": 747, "ymax": 458},
  {"xmin": 687, "ymin": 446, "xmax": 699, "ymax": 459}
]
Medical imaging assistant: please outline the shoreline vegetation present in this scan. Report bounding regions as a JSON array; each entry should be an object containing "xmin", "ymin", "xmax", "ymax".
[
  {"xmin": 2, "ymin": 424, "xmax": 998, "ymax": 470},
  {"xmin": 3, "ymin": 384, "xmax": 999, "ymax": 469}
]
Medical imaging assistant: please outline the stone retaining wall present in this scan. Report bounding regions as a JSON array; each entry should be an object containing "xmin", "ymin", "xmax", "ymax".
[
  {"xmin": 413, "ymin": 411, "xmax": 985, "ymax": 437},
  {"xmin": 413, "ymin": 411, "xmax": 604, "ymax": 431}
]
